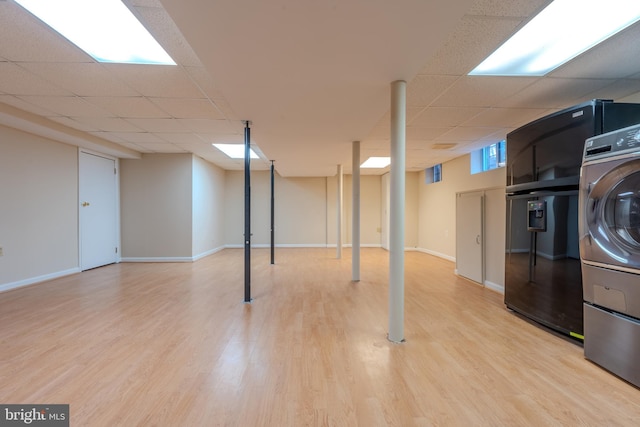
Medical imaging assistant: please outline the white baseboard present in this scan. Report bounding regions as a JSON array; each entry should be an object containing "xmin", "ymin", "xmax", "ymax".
[
  {"xmin": 120, "ymin": 257, "xmax": 194, "ymax": 263},
  {"xmin": 0, "ymin": 267, "xmax": 81, "ymax": 293},
  {"xmin": 225, "ymin": 243, "xmax": 382, "ymax": 249},
  {"xmin": 121, "ymin": 246, "xmax": 226, "ymax": 263},
  {"xmin": 484, "ymin": 280, "xmax": 504, "ymax": 294},
  {"xmin": 272, "ymin": 244, "xmax": 333, "ymax": 248},
  {"xmin": 193, "ymin": 246, "xmax": 225, "ymax": 261},
  {"xmin": 415, "ymin": 247, "xmax": 456, "ymax": 262},
  {"xmin": 225, "ymin": 243, "xmax": 327, "ymax": 249}
]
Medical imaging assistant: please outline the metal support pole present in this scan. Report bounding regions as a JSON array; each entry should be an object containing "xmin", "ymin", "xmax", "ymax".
[
  {"xmin": 244, "ymin": 120, "xmax": 251, "ymax": 303},
  {"xmin": 270, "ymin": 160, "xmax": 275, "ymax": 265},
  {"xmin": 337, "ymin": 164, "xmax": 343, "ymax": 259},
  {"xmin": 389, "ymin": 80, "xmax": 406, "ymax": 343},
  {"xmin": 352, "ymin": 141, "xmax": 361, "ymax": 282}
]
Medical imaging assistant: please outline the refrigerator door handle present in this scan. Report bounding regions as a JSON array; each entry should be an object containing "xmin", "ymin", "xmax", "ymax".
[{"xmin": 507, "ymin": 189, "xmax": 579, "ymax": 200}]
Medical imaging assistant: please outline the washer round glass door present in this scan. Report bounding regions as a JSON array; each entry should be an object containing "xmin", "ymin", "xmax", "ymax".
[{"xmin": 586, "ymin": 159, "xmax": 640, "ymax": 269}]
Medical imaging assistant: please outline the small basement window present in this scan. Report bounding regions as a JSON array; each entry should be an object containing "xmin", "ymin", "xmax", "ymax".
[
  {"xmin": 425, "ymin": 164, "xmax": 442, "ymax": 184},
  {"xmin": 471, "ymin": 141, "xmax": 505, "ymax": 174}
]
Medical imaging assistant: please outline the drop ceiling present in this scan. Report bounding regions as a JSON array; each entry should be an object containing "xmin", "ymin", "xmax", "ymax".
[{"xmin": 2, "ymin": 0, "xmax": 640, "ymax": 176}]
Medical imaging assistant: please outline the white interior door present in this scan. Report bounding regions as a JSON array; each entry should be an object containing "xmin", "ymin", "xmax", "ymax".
[
  {"xmin": 79, "ymin": 151, "xmax": 118, "ymax": 270},
  {"xmin": 456, "ymin": 191, "xmax": 484, "ymax": 284}
]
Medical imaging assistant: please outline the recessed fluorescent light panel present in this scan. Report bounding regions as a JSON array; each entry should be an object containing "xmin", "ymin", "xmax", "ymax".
[
  {"xmin": 361, "ymin": 157, "xmax": 391, "ymax": 168},
  {"xmin": 469, "ymin": 0, "xmax": 640, "ymax": 76},
  {"xmin": 15, "ymin": 0, "xmax": 175, "ymax": 65},
  {"xmin": 213, "ymin": 144, "xmax": 259, "ymax": 159}
]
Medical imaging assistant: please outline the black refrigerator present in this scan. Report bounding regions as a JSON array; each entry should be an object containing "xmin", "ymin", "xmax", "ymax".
[{"xmin": 505, "ymin": 99, "xmax": 640, "ymax": 339}]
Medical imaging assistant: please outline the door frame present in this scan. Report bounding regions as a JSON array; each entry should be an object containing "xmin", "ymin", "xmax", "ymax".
[{"xmin": 78, "ymin": 148, "xmax": 121, "ymax": 269}]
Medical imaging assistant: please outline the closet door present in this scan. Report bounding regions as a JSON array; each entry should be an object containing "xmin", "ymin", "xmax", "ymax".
[
  {"xmin": 79, "ymin": 151, "xmax": 118, "ymax": 270},
  {"xmin": 456, "ymin": 191, "xmax": 484, "ymax": 284}
]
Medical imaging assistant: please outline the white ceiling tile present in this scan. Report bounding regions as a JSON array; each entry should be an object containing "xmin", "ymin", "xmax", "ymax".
[
  {"xmin": 432, "ymin": 76, "xmax": 538, "ymax": 108},
  {"xmin": 184, "ymin": 66, "xmax": 226, "ymax": 99},
  {"xmin": 20, "ymin": 63, "xmax": 139, "ymax": 97},
  {"xmin": 177, "ymin": 119, "xmax": 233, "ymax": 133},
  {"xmin": 211, "ymin": 99, "xmax": 239, "ymax": 121},
  {"xmin": 193, "ymin": 144, "xmax": 229, "ymax": 157},
  {"xmin": 458, "ymin": 138, "xmax": 506, "ymax": 152},
  {"xmin": 0, "ymin": 2, "xmax": 92, "ymax": 62},
  {"xmin": 436, "ymin": 126, "xmax": 504, "ymax": 142},
  {"xmin": 150, "ymin": 98, "xmax": 225, "ymax": 119},
  {"xmin": 127, "ymin": 0, "xmax": 164, "ymax": 7},
  {"xmin": 461, "ymin": 107, "xmax": 550, "ymax": 128},
  {"xmin": 406, "ymin": 75, "xmax": 459, "ymax": 107},
  {"xmin": 366, "ymin": 124, "xmax": 390, "ymax": 139},
  {"xmin": 468, "ymin": 0, "xmax": 551, "ymax": 17},
  {"xmin": 135, "ymin": 142, "xmax": 187, "ymax": 153},
  {"xmin": 133, "ymin": 6, "xmax": 202, "ymax": 67},
  {"xmin": 406, "ymin": 127, "xmax": 451, "ymax": 140},
  {"xmin": 409, "ymin": 106, "xmax": 485, "ymax": 127},
  {"xmin": 2, "ymin": 0, "xmax": 640, "ymax": 175},
  {"xmin": 373, "ymin": 107, "xmax": 424, "ymax": 126},
  {"xmin": 104, "ymin": 64, "xmax": 204, "ymax": 98},
  {"xmin": 112, "ymin": 132, "xmax": 167, "ymax": 143},
  {"xmin": 0, "ymin": 63, "xmax": 70, "ymax": 96},
  {"xmin": 407, "ymin": 140, "xmax": 445, "ymax": 151},
  {"xmin": 477, "ymin": 129, "xmax": 512, "ymax": 144},
  {"xmin": 582, "ymin": 80, "xmax": 640, "ymax": 102},
  {"xmin": 18, "ymin": 96, "xmax": 113, "ymax": 117},
  {"xmin": 73, "ymin": 117, "xmax": 144, "ymax": 132},
  {"xmin": 156, "ymin": 133, "xmax": 205, "ymax": 144},
  {"xmin": 551, "ymin": 23, "xmax": 640, "ymax": 79},
  {"xmin": 419, "ymin": 16, "xmax": 522, "ymax": 75},
  {"xmin": 85, "ymin": 97, "xmax": 169, "ymax": 118},
  {"xmin": 362, "ymin": 140, "xmax": 389, "ymax": 150},
  {"xmin": 618, "ymin": 91, "xmax": 640, "ymax": 103},
  {"xmin": 172, "ymin": 141, "xmax": 209, "ymax": 154},
  {"xmin": 497, "ymin": 78, "xmax": 616, "ymax": 109},
  {"xmin": 198, "ymin": 133, "xmax": 244, "ymax": 144},
  {"xmin": 126, "ymin": 118, "xmax": 187, "ymax": 132}
]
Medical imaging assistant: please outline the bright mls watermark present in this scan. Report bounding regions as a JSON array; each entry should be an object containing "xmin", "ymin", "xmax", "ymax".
[{"xmin": 0, "ymin": 405, "xmax": 68, "ymax": 426}]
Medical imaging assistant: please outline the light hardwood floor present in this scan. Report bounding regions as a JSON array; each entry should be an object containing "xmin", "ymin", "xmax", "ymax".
[{"xmin": 1, "ymin": 248, "xmax": 638, "ymax": 426}]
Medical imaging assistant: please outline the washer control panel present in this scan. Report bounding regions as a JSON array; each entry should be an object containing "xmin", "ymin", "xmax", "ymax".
[{"xmin": 584, "ymin": 122, "xmax": 640, "ymax": 160}]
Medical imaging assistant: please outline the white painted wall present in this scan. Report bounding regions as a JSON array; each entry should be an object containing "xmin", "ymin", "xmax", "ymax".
[
  {"xmin": 0, "ymin": 125, "xmax": 79, "ymax": 290},
  {"xmin": 418, "ymin": 154, "xmax": 506, "ymax": 289},
  {"xmin": 224, "ymin": 171, "xmax": 387, "ymax": 247},
  {"xmin": 225, "ymin": 171, "xmax": 330, "ymax": 247},
  {"xmin": 192, "ymin": 156, "xmax": 226, "ymax": 258},
  {"xmin": 0, "ymin": 126, "xmax": 506, "ymax": 292},
  {"xmin": 120, "ymin": 154, "xmax": 193, "ymax": 259},
  {"xmin": 327, "ymin": 174, "xmax": 384, "ymax": 247}
]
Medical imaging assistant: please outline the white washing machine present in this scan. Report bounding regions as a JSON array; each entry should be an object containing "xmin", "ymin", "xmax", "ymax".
[{"xmin": 579, "ymin": 123, "xmax": 640, "ymax": 387}]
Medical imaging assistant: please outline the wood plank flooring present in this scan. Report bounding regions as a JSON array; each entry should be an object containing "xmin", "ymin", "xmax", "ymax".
[{"xmin": 1, "ymin": 248, "xmax": 639, "ymax": 426}]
